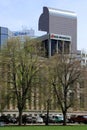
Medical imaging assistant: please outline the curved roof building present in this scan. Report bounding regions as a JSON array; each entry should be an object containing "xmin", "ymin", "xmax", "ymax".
[{"xmin": 38, "ymin": 7, "xmax": 77, "ymax": 54}]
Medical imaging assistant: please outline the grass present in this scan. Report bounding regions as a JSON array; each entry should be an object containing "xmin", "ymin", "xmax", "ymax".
[{"xmin": 0, "ymin": 125, "xmax": 87, "ymax": 130}]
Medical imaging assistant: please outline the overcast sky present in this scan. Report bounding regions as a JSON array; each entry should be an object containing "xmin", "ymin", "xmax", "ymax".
[{"xmin": 0, "ymin": 0, "xmax": 87, "ymax": 50}]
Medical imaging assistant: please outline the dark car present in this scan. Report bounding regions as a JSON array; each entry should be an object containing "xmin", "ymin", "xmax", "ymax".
[
  {"xmin": 42, "ymin": 115, "xmax": 56, "ymax": 123},
  {"xmin": 0, "ymin": 115, "xmax": 10, "ymax": 124},
  {"xmin": 26, "ymin": 116, "xmax": 37, "ymax": 123},
  {"xmin": 69, "ymin": 115, "xmax": 87, "ymax": 124},
  {"xmin": 9, "ymin": 116, "xmax": 17, "ymax": 124},
  {"xmin": 26, "ymin": 116, "xmax": 32, "ymax": 123}
]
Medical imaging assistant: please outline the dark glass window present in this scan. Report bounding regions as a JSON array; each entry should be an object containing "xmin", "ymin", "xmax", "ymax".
[
  {"xmin": 51, "ymin": 39, "xmax": 57, "ymax": 56},
  {"xmin": 58, "ymin": 40, "xmax": 62, "ymax": 53}
]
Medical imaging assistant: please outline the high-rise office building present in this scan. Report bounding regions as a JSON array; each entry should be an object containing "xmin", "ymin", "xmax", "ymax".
[{"xmin": 38, "ymin": 7, "xmax": 77, "ymax": 57}]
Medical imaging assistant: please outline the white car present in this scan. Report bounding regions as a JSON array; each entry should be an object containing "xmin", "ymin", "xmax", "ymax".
[{"xmin": 36, "ymin": 117, "xmax": 43, "ymax": 123}]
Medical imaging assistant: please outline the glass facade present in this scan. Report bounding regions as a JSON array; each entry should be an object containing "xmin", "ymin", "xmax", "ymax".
[{"xmin": 0, "ymin": 27, "xmax": 8, "ymax": 47}]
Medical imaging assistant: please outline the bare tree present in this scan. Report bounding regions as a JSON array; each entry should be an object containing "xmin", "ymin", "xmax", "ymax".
[
  {"xmin": 48, "ymin": 54, "xmax": 81, "ymax": 125},
  {"xmin": 0, "ymin": 37, "xmax": 42, "ymax": 125}
]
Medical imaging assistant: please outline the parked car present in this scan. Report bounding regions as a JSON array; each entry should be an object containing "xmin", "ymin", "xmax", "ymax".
[
  {"xmin": 25, "ymin": 116, "xmax": 32, "ymax": 123},
  {"xmin": 0, "ymin": 115, "xmax": 10, "ymax": 124},
  {"xmin": 26, "ymin": 116, "xmax": 37, "ymax": 123},
  {"xmin": 0, "ymin": 121, "xmax": 5, "ymax": 126},
  {"xmin": 48, "ymin": 116, "xmax": 56, "ymax": 123},
  {"xmin": 69, "ymin": 115, "xmax": 87, "ymax": 124},
  {"xmin": 68, "ymin": 115, "xmax": 77, "ymax": 123},
  {"xmin": 9, "ymin": 116, "xmax": 17, "ymax": 124},
  {"xmin": 32, "ymin": 117, "xmax": 37, "ymax": 123},
  {"xmin": 43, "ymin": 115, "xmax": 64, "ymax": 124},
  {"xmin": 36, "ymin": 117, "xmax": 43, "ymax": 123},
  {"xmin": 53, "ymin": 115, "xmax": 64, "ymax": 123},
  {"xmin": 42, "ymin": 115, "xmax": 55, "ymax": 123}
]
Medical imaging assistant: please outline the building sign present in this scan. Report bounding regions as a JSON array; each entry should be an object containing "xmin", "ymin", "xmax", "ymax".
[
  {"xmin": 50, "ymin": 33, "xmax": 71, "ymax": 41},
  {"xmin": 13, "ymin": 32, "xmax": 29, "ymax": 36}
]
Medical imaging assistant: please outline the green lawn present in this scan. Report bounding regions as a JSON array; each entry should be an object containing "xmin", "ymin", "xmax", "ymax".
[{"xmin": 0, "ymin": 126, "xmax": 87, "ymax": 130}]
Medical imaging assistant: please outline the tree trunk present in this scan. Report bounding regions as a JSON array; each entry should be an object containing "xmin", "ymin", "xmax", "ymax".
[
  {"xmin": 63, "ymin": 111, "xmax": 67, "ymax": 126},
  {"xmin": 45, "ymin": 100, "xmax": 49, "ymax": 126},
  {"xmin": 18, "ymin": 109, "xmax": 23, "ymax": 126}
]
